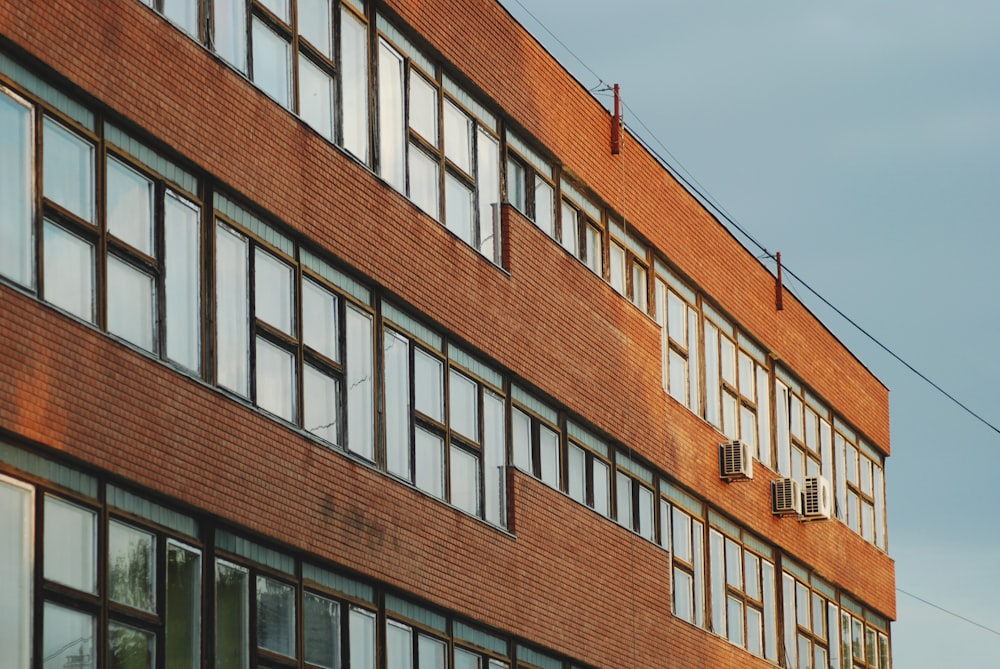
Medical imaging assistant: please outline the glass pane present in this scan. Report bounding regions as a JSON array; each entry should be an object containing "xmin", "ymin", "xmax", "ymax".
[
  {"xmin": 349, "ymin": 608, "xmax": 376, "ymax": 669},
  {"xmin": 303, "ymin": 277, "xmax": 339, "ymax": 360},
  {"xmin": 43, "ymin": 117, "xmax": 94, "ymax": 222},
  {"xmin": 414, "ymin": 427, "xmax": 444, "ymax": 498},
  {"xmin": 216, "ymin": 224, "xmax": 250, "ymax": 396},
  {"xmin": 797, "ymin": 582, "xmax": 810, "ymax": 628},
  {"xmin": 756, "ymin": 366, "xmax": 771, "ymax": 468},
  {"xmin": 378, "ymin": 41, "xmax": 405, "ymax": 192},
  {"xmin": 852, "ymin": 618, "xmax": 864, "ymax": 661},
  {"xmin": 216, "ymin": 561, "xmax": 249, "ymax": 669},
  {"xmin": 166, "ymin": 542, "xmax": 202, "ymax": 669},
  {"xmin": 860, "ymin": 457, "xmax": 874, "ymax": 496},
  {"xmin": 304, "ymin": 364, "xmax": 340, "ymax": 444},
  {"xmin": 409, "ymin": 146, "xmax": 440, "ymax": 219},
  {"xmin": 814, "ymin": 645, "xmax": 828, "ymax": 669},
  {"xmin": 709, "ymin": 531, "xmax": 725, "ymax": 635},
  {"xmin": 798, "ymin": 634, "xmax": 813, "ymax": 669},
  {"xmin": 813, "ymin": 593, "xmax": 827, "ymax": 640},
  {"xmin": 725, "ymin": 538, "xmax": 742, "ymax": 589},
  {"xmin": 107, "ymin": 156, "xmax": 154, "ymax": 254},
  {"xmin": 592, "ymin": 458, "xmax": 610, "ymax": 516},
  {"xmin": 409, "ymin": 72, "xmax": 438, "ymax": 144},
  {"xmin": 609, "ymin": 242, "xmax": 625, "ymax": 294},
  {"xmin": 746, "ymin": 606, "xmax": 762, "ymax": 657},
  {"xmin": 560, "ymin": 202, "xmax": 578, "ymax": 256},
  {"xmin": 256, "ymin": 337, "xmax": 296, "ymax": 422},
  {"xmin": 300, "ymin": 55, "xmax": 336, "ymax": 141},
  {"xmin": 450, "ymin": 444, "xmax": 480, "ymax": 516},
  {"xmin": 719, "ymin": 335, "xmax": 736, "ymax": 386},
  {"xmin": 511, "ymin": 409, "xmax": 531, "ymax": 472},
  {"xmin": 346, "ymin": 306, "xmax": 375, "ymax": 459},
  {"xmin": 164, "ymin": 193, "xmax": 201, "ymax": 371},
  {"xmin": 632, "ymin": 263, "xmax": 647, "ymax": 311},
  {"xmin": 704, "ymin": 324, "xmax": 720, "ymax": 427},
  {"xmin": 163, "ymin": 0, "xmax": 200, "ymax": 37},
  {"xmin": 0, "ymin": 91, "xmax": 33, "ymax": 287},
  {"xmin": 259, "ymin": 0, "xmax": 289, "ymax": 23},
  {"xmin": 567, "ymin": 443, "xmax": 585, "ymax": 504},
  {"xmin": 790, "ymin": 394, "xmax": 804, "ymax": 440},
  {"xmin": 721, "ymin": 391, "xmax": 738, "ymax": 440},
  {"xmin": 107, "ymin": 256, "xmax": 156, "ymax": 352},
  {"xmin": 879, "ymin": 634, "xmax": 890, "ymax": 669},
  {"xmin": 43, "ymin": 603, "xmax": 95, "ymax": 669},
  {"xmin": 108, "ymin": 621, "xmax": 155, "ymax": 669},
  {"xmin": 43, "ymin": 220, "xmax": 94, "ymax": 322},
  {"xmin": 304, "ymin": 592, "xmax": 340, "ymax": 669},
  {"xmin": 445, "ymin": 173, "xmax": 474, "ymax": 246},
  {"xmin": 737, "ymin": 351, "xmax": 754, "ymax": 398},
  {"xmin": 585, "ymin": 223, "xmax": 602, "ymax": 275},
  {"xmin": 616, "ymin": 472, "xmax": 632, "ymax": 529},
  {"xmin": 668, "ymin": 349, "xmax": 687, "ymax": 405},
  {"xmin": 533, "ymin": 177, "xmax": 554, "ymax": 237},
  {"xmin": 299, "ymin": 0, "xmax": 332, "ymax": 57},
  {"xmin": 762, "ymin": 562, "xmax": 777, "ymax": 662},
  {"xmin": 726, "ymin": 596, "xmax": 744, "ymax": 646},
  {"xmin": 418, "ymin": 634, "xmax": 446, "ymax": 669},
  {"xmin": 257, "ymin": 576, "xmax": 296, "ymax": 657},
  {"xmin": 252, "ymin": 18, "xmax": 292, "ymax": 108},
  {"xmin": 443, "ymin": 100, "xmax": 471, "ymax": 173},
  {"xmin": 693, "ymin": 520, "xmax": 705, "ymax": 629},
  {"xmin": 412, "ymin": 348, "xmax": 444, "ymax": 422},
  {"xmin": 507, "ymin": 158, "xmax": 525, "ymax": 212},
  {"xmin": 482, "ymin": 390, "xmax": 506, "ymax": 526},
  {"xmin": 384, "ymin": 330, "xmax": 411, "ymax": 477},
  {"xmin": 214, "ymin": 0, "xmax": 248, "ymax": 72},
  {"xmin": 744, "ymin": 552, "xmax": 760, "ymax": 600},
  {"xmin": 455, "ymin": 647, "xmax": 481, "ymax": 669},
  {"xmin": 44, "ymin": 495, "xmax": 96, "ymax": 593},
  {"xmin": 538, "ymin": 425, "xmax": 559, "ymax": 488},
  {"xmin": 109, "ymin": 520, "xmax": 156, "ymax": 612},
  {"xmin": 255, "ymin": 248, "xmax": 294, "ymax": 335},
  {"xmin": 874, "ymin": 466, "xmax": 886, "ymax": 550},
  {"xmin": 450, "ymin": 370, "xmax": 478, "ymax": 441},
  {"xmin": 386, "ymin": 621, "xmax": 413, "ymax": 669},
  {"xmin": 476, "ymin": 130, "xmax": 500, "ymax": 261},
  {"xmin": 866, "ymin": 627, "xmax": 878, "ymax": 665},
  {"xmin": 0, "ymin": 477, "xmax": 32, "ymax": 669},
  {"xmin": 341, "ymin": 8, "xmax": 370, "ymax": 161},
  {"xmin": 638, "ymin": 485, "xmax": 655, "ymax": 541},
  {"xmin": 673, "ymin": 568, "xmax": 693, "ymax": 622},
  {"xmin": 671, "ymin": 507, "xmax": 692, "ymax": 562}
]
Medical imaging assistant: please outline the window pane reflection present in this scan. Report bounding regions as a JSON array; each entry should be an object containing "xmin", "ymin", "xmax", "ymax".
[
  {"xmin": 43, "ymin": 117, "xmax": 94, "ymax": 222},
  {"xmin": 215, "ymin": 561, "xmax": 249, "ymax": 669},
  {"xmin": 165, "ymin": 193, "xmax": 201, "ymax": 371},
  {"xmin": 450, "ymin": 445, "xmax": 480, "ymax": 515},
  {"xmin": 108, "ymin": 621, "xmax": 155, "ymax": 669},
  {"xmin": 300, "ymin": 55, "xmax": 336, "ymax": 141},
  {"xmin": 304, "ymin": 592, "xmax": 340, "ymax": 669},
  {"xmin": 43, "ymin": 603, "xmax": 95, "ymax": 669},
  {"xmin": 165, "ymin": 542, "xmax": 201, "ymax": 669},
  {"xmin": 216, "ymin": 224, "xmax": 250, "ymax": 396},
  {"xmin": 257, "ymin": 576, "xmax": 296, "ymax": 657},
  {"xmin": 108, "ymin": 521, "xmax": 156, "ymax": 612},
  {"xmin": 304, "ymin": 364, "xmax": 340, "ymax": 445},
  {"xmin": 107, "ymin": 256, "xmax": 156, "ymax": 352},
  {"xmin": 256, "ymin": 337, "xmax": 296, "ymax": 422},
  {"xmin": 0, "ymin": 91, "xmax": 34, "ymax": 287},
  {"xmin": 255, "ymin": 248, "xmax": 294, "ymax": 335},
  {"xmin": 43, "ymin": 221, "xmax": 95, "ymax": 322},
  {"xmin": 414, "ymin": 427, "xmax": 444, "ymax": 499},
  {"xmin": 44, "ymin": 495, "xmax": 96, "ymax": 593},
  {"xmin": 252, "ymin": 18, "xmax": 291, "ymax": 108},
  {"xmin": 107, "ymin": 157, "xmax": 154, "ymax": 255},
  {"xmin": 346, "ymin": 306, "xmax": 375, "ymax": 459}
]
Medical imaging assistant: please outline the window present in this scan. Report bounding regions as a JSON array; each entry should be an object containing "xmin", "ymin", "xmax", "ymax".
[
  {"xmin": 782, "ymin": 568, "xmax": 841, "ymax": 669},
  {"xmin": 775, "ymin": 370, "xmax": 831, "ymax": 485},
  {"xmin": 375, "ymin": 27, "xmax": 502, "ymax": 263},
  {"xmin": 836, "ymin": 428, "xmax": 887, "ymax": 550},
  {"xmin": 839, "ymin": 601, "xmax": 891, "ymax": 669},
  {"xmin": 660, "ymin": 497, "xmax": 705, "ymax": 628},
  {"xmin": 382, "ymin": 317, "xmax": 507, "ymax": 525},
  {"xmin": 654, "ymin": 270, "xmax": 701, "ymax": 415},
  {"xmin": 615, "ymin": 456, "xmax": 655, "ymax": 543},
  {"xmin": 214, "ymin": 199, "xmax": 375, "ymax": 455},
  {"xmin": 559, "ymin": 180, "xmax": 604, "ymax": 275},
  {"xmin": 511, "ymin": 396, "xmax": 561, "ymax": 491},
  {"xmin": 0, "ymin": 87, "xmax": 34, "ymax": 288},
  {"xmin": 506, "ymin": 132, "xmax": 555, "ymax": 240},
  {"xmin": 386, "ymin": 620, "xmax": 449, "ymax": 669},
  {"xmin": 34, "ymin": 490, "xmax": 203, "ymax": 669},
  {"xmin": 708, "ymin": 525, "xmax": 777, "ymax": 661},
  {"xmin": 565, "ymin": 424, "xmax": 612, "ymax": 518},
  {"xmin": 0, "ymin": 475, "xmax": 33, "ymax": 669},
  {"xmin": 704, "ymin": 310, "xmax": 771, "ymax": 466},
  {"xmin": 608, "ymin": 221, "xmax": 649, "ymax": 311}
]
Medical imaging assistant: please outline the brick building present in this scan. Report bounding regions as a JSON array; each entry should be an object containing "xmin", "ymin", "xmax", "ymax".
[{"xmin": 0, "ymin": 1, "xmax": 894, "ymax": 668}]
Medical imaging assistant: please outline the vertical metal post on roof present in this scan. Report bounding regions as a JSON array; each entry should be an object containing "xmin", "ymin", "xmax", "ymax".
[
  {"xmin": 611, "ymin": 83, "xmax": 622, "ymax": 155},
  {"xmin": 776, "ymin": 251, "xmax": 785, "ymax": 311}
]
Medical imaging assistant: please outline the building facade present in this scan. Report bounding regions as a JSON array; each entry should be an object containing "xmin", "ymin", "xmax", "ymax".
[{"xmin": 0, "ymin": 1, "xmax": 894, "ymax": 668}]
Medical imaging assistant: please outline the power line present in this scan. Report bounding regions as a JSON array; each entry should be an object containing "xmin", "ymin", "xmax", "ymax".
[{"xmin": 898, "ymin": 588, "xmax": 1000, "ymax": 638}]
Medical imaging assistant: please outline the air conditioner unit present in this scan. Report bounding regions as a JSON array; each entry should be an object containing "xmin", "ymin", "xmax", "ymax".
[
  {"xmin": 802, "ymin": 475, "xmax": 833, "ymax": 520},
  {"xmin": 719, "ymin": 440, "xmax": 753, "ymax": 481},
  {"xmin": 772, "ymin": 478, "xmax": 802, "ymax": 516}
]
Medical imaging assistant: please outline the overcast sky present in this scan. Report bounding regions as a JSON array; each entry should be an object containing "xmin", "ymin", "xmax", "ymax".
[{"xmin": 496, "ymin": 1, "xmax": 1000, "ymax": 665}]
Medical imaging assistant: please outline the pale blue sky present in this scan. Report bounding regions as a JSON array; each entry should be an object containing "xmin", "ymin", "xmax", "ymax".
[{"xmin": 498, "ymin": 1, "xmax": 1000, "ymax": 666}]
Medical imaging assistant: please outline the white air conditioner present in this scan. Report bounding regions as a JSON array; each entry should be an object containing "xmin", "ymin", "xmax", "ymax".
[
  {"xmin": 719, "ymin": 440, "xmax": 753, "ymax": 481},
  {"xmin": 802, "ymin": 475, "xmax": 833, "ymax": 520},
  {"xmin": 772, "ymin": 478, "xmax": 802, "ymax": 516}
]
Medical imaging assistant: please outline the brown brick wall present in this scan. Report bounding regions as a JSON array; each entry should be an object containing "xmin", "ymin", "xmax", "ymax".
[{"xmin": 0, "ymin": 0, "xmax": 895, "ymax": 661}]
